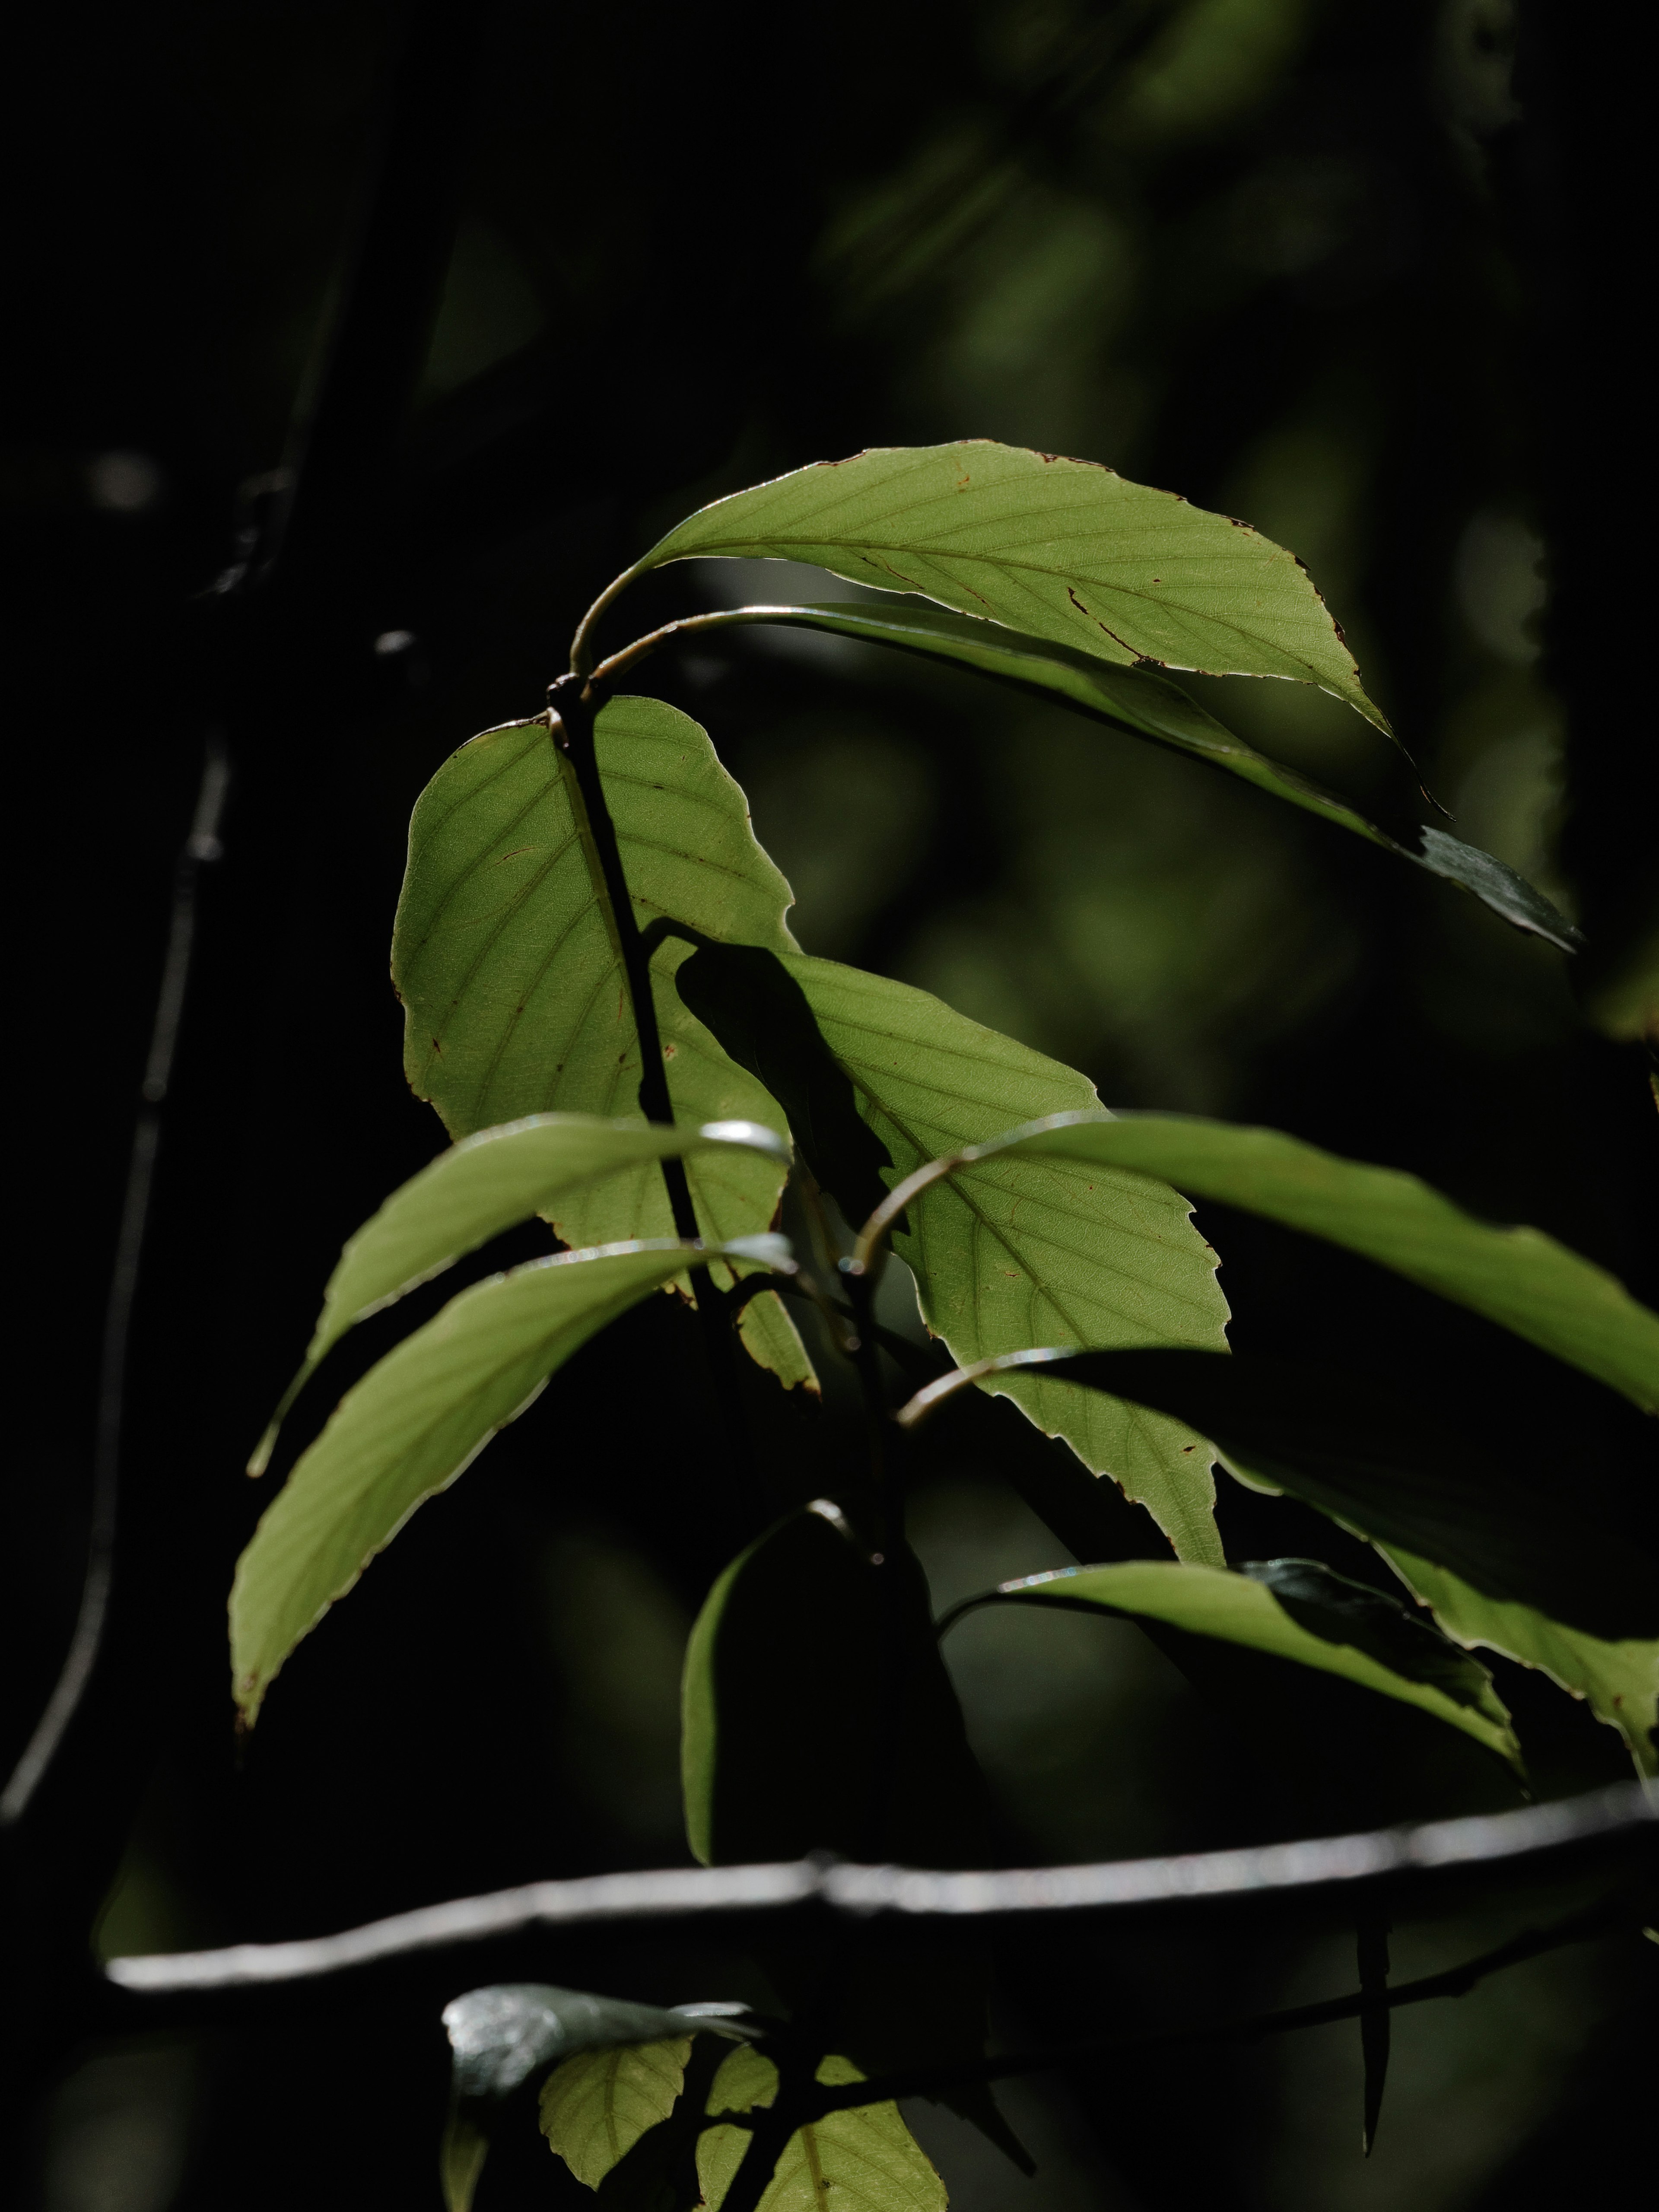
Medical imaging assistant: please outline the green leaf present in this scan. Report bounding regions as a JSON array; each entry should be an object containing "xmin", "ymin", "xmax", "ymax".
[
  {"xmin": 1383, "ymin": 1550, "xmax": 1659, "ymax": 1778},
  {"xmin": 232, "ymin": 1236, "xmax": 778, "ymax": 1722},
  {"xmin": 951, "ymin": 1557, "xmax": 1520, "ymax": 1770},
  {"xmin": 786, "ymin": 959, "xmax": 1230, "ymax": 1563},
  {"xmin": 391, "ymin": 698, "xmax": 797, "ymax": 1260},
  {"xmin": 540, "ymin": 2038, "xmax": 694, "ymax": 2190},
  {"xmin": 634, "ymin": 442, "xmax": 1389, "ymax": 731},
  {"xmin": 1011, "ymin": 1349, "xmax": 1659, "ymax": 1640},
  {"xmin": 699, "ymin": 2049, "xmax": 946, "ymax": 2212},
  {"xmin": 735, "ymin": 1288, "xmax": 820, "ymax": 1395},
  {"xmin": 707, "ymin": 604, "xmax": 1577, "ymax": 952},
  {"xmin": 248, "ymin": 1114, "xmax": 790, "ymax": 1474},
  {"xmin": 681, "ymin": 1501, "xmax": 988, "ymax": 1868},
  {"xmin": 863, "ymin": 1111, "xmax": 1659, "ymax": 1414}
]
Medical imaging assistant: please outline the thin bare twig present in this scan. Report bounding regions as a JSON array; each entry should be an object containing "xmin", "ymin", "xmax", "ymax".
[
  {"xmin": 104, "ymin": 1779, "xmax": 1656, "ymax": 1994},
  {"xmin": 2, "ymin": 737, "xmax": 230, "ymax": 1827}
]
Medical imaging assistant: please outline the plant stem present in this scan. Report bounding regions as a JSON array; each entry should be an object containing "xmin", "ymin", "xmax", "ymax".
[
  {"xmin": 568, "ymin": 559, "xmax": 654, "ymax": 679},
  {"xmin": 546, "ymin": 674, "xmax": 757, "ymax": 1496},
  {"xmin": 587, "ymin": 604, "xmax": 804, "ymax": 690},
  {"xmin": 840, "ymin": 1263, "xmax": 910, "ymax": 1862},
  {"xmin": 803, "ymin": 1893, "xmax": 1633, "ymax": 2118}
]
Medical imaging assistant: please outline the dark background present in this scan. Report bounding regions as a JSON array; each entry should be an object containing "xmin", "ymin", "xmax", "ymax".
[{"xmin": 3, "ymin": 2, "xmax": 1655, "ymax": 2207}]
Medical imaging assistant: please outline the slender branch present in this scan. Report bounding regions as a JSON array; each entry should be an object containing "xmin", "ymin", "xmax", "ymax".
[
  {"xmin": 806, "ymin": 1894, "xmax": 1633, "ymax": 2118},
  {"xmin": 101, "ymin": 1779, "xmax": 1656, "ymax": 2002},
  {"xmin": 895, "ymin": 1346, "xmax": 1070, "ymax": 1430},
  {"xmin": 1, "ymin": 736, "xmax": 230, "ymax": 1828},
  {"xmin": 587, "ymin": 605, "xmax": 811, "ymax": 691},
  {"xmin": 569, "ymin": 558, "xmax": 655, "ymax": 680}
]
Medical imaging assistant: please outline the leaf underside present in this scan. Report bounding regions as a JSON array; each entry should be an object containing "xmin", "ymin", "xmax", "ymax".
[
  {"xmin": 640, "ymin": 441, "xmax": 1389, "ymax": 731},
  {"xmin": 937, "ymin": 1112, "xmax": 1659, "ymax": 1414},
  {"xmin": 230, "ymin": 1240, "xmax": 723, "ymax": 1722},
  {"xmin": 785, "ymin": 959, "xmax": 1231, "ymax": 1562},
  {"xmin": 728, "ymin": 603, "xmax": 1578, "ymax": 951},
  {"xmin": 391, "ymin": 696, "xmax": 796, "ymax": 1256}
]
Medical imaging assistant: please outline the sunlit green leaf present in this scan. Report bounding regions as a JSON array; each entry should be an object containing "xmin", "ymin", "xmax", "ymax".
[
  {"xmin": 540, "ymin": 2038, "xmax": 693, "ymax": 2190},
  {"xmin": 391, "ymin": 697, "xmax": 796, "ymax": 1261},
  {"xmin": 249, "ymin": 1115, "xmax": 790, "ymax": 1474},
  {"xmin": 699, "ymin": 2048, "xmax": 945, "ymax": 2212},
  {"xmin": 634, "ymin": 442, "xmax": 1389, "ymax": 729},
  {"xmin": 946, "ymin": 1557, "xmax": 1519, "ymax": 1770},
  {"xmin": 232, "ymin": 1236, "xmax": 781, "ymax": 1721},
  {"xmin": 1383, "ymin": 1550, "xmax": 1659, "ymax": 1778},
  {"xmin": 681, "ymin": 1502, "xmax": 988, "ymax": 1868},
  {"xmin": 703, "ymin": 603, "xmax": 1576, "ymax": 951},
  {"xmin": 785, "ymin": 960, "xmax": 1230, "ymax": 1562},
  {"xmin": 861, "ymin": 1111, "xmax": 1659, "ymax": 1413}
]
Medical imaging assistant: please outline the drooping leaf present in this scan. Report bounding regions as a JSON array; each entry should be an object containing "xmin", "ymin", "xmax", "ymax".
[
  {"xmin": 391, "ymin": 698, "xmax": 797, "ymax": 1260},
  {"xmin": 681, "ymin": 1501, "xmax": 988, "ymax": 1868},
  {"xmin": 699, "ymin": 2048, "xmax": 945, "ymax": 2212},
  {"xmin": 632, "ymin": 442, "xmax": 1389, "ymax": 731},
  {"xmin": 860, "ymin": 1111, "xmax": 1659, "ymax": 1414},
  {"xmin": 945, "ymin": 1557, "xmax": 1520, "ymax": 1770},
  {"xmin": 785, "ymin": 959, "xmax": 1230, "ymax": 1563},
  {"xmin": 735, "ymin": 1287, "xmax": 820, "ymax": 1395},
  {"xmin": 701, "ymin": 604, "xmax": 1578, "ymax": 952},
  {"xmin": 1382, "ymin": 1549, "xmax": 1659, "ymax": 1778},
  {"xmin": 249, "ymin": 1114, "xmax": 790, "ymax": 1473},
  {"xmin": 231, "ymin": 1235, "xmax": 786, "ymax": 1722},
  {"xmin": 540, "ymin": 2038, "xmax": 693, "ymax": 2190},
  {"xmin": 1003, "ymin": 1348, "xmax": 1659, "ymax": 1639}
]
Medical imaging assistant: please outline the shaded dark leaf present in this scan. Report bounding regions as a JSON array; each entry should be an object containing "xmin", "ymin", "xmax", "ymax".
[
  {"xmin": 682, "ymin": 1502, "xmax": 989, "ymax": 1867},
  {"xmin": 674, "ymin": 941, "xmax": 895, "ymax": 1226}
]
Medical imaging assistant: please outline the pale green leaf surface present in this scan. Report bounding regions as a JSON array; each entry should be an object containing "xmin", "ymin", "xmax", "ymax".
[
  {"xmin": 736, "ymin": 1288, "xmax": 820, "ymax": 1393},
  {"xmin": 720, "ymin": 604, "xmax": 1576, "ymax": 951},
  {"xmin": 231, "ymin": 1239, "xmax": 731, "ymax": 1721},
  {"xmin": 699, "ymin": 2048, "xmax": 945, "ymax": 2212},
  {"xmin": 250, "ymin": 1114, "xmax": 790, "ymax": 1473},
  {"xmin": 884, "ymin": 1112, "xmax": 1659, "ymax": 1412},
  {"xmin": 787, "ymin": 957, "xmax": 1229, "ymax": 1562},
  {"xmin": 391, "ymin": 698, "xmax": 797, "ymax": 1260},
  {"xmin": 639, "ymin": 442, "xmax": 1387, "ymax": 729},
  {"xmin": 540, "ymin": 2037, "xmax": 693, "ymax": 2190},
  {"xmin": 963, "ymin": 1559, "xmax": 1519, "ymax": 1770},
  {"xmin": 1385, "ymin": 1548, "xmax": 1659, "ymax": 1777}
]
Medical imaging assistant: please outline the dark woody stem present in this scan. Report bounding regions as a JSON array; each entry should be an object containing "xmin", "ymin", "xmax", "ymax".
[{"xmin": 547, "ymin": 673, "xmax": 756, "ymax": 1500}]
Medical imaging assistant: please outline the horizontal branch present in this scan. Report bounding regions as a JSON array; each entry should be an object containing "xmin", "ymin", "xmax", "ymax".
[{"xmin": 105, "ymin": 1780, "xmax": 1656, "ymax": 1996}]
